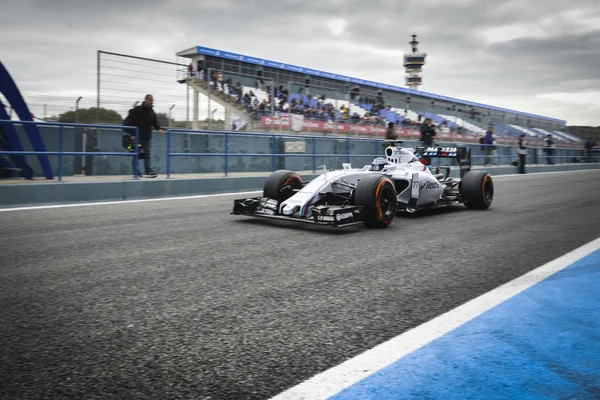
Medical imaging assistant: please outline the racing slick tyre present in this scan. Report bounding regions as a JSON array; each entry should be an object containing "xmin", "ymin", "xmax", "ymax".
[
  {"xmin": 460, "ymin": 170, "xmax": 494, "ymax": 210},
  {"xmin": 354, "ymin": 175, "xmax": 397, "ymax": 228},
  {"xmin": 263, "ymin": 170, "xmax": 303, "ymax": 203}
]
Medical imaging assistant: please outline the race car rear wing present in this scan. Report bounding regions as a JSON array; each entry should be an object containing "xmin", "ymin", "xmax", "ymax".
[{"xmin": 415, "ymin": 145, "xmax": 472, "ymax": 178}]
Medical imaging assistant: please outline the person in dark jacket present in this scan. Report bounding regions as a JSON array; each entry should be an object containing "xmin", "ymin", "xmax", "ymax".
[
  {"xmin": 483, "ymin": 126, "xmax": 495, "ymax": 166},
  {"xmin": 517, "ymin": 133, "xmax": 527, "ymax": 174},
  {"xmin": 420, "ymin": 118, "xmax": 436, "ymax": 146},
  {"xmin": 385, "ymin": 121, "xmax": 397, "ymax": 139},
  {"xmin": 420, "ymin": 118, "xmax": 436, "ymax": 163},
  {"xmin": 544, "ymin": 134, "xmax": 555, "ymax": 165},
  {"xmin": 125, "ymin": 94, "xmax": 164, "ymax": 177}
]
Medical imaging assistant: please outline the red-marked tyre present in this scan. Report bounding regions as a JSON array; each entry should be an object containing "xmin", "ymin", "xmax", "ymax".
[{"xmin": 460, "ymin": 170, "xmax": 494, "ymax": 210}]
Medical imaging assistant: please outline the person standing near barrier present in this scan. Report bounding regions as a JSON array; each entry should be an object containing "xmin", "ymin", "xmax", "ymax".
[
  {"xmin": 483, "ymin": 126, "xmax": 495, "ymax": 166},
  {"xmin": 420, "ymin": 118, "xmax": 436, "ymax": 164},
  {"xmin": 125, "ymin": 94, "xmax": 164, "ymax": 178},
  {"xmin": 544, "ymin": 134, "xmax": 555, "ymax": 165},
  {"xmin": 517, "ymin": 133, "xmax": 527, "ymax": 174}
]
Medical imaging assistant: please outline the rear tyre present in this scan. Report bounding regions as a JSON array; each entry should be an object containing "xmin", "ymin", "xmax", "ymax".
[
  {"xmin": 354, "ymin": 175, "xmax": 397, "ymax": 228},
  {"xmin": 460, "ymin": 170, "xmax": 494, "ymax": 209},
  {"xmin": 263, "ymin": 170, "xmax": 303, "ymax": 202}
]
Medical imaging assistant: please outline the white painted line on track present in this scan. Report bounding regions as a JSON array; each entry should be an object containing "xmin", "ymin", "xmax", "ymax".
[
  {"xmin": 490, "ymin": 168, "xmax": 599, "ymax": 179},
  {"xmin": 269, "ymin": 235, "xmax": 600, "ymax": 400},
  {"xmin": 0, "ymin": 190, "xmax": 262, "ymax": 212},
  {"xmin": 0, "ymin": 168, "xmax": 596, "ymax": 213}
]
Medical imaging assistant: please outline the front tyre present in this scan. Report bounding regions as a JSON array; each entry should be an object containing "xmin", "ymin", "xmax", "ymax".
[
  {"xmin": 460, "ymin": 170, "xmax": 494, "ymax": 209},
  {"xmin": 263, "ymin": 170, "xmax": 303, "ymax": 202},
  {"xmin": 354, "ymin": 175, "xmax": 397, "ymax": 228}
]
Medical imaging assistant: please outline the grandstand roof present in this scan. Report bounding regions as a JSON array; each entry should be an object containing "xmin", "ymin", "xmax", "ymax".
[{"xmin": 176, "ymin": 45, "xmax": 566, "ymax": 124}]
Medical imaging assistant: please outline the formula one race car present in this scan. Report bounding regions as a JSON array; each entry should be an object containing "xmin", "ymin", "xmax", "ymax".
[{"xmin": 232, "ymin": 141, "xmax": 494, "ymax": 228}]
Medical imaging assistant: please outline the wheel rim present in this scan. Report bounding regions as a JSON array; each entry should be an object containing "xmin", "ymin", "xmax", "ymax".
[
  {"xmin": 483, "ymin": 176, "xmax": 494, "ymax": 203},
  {"xmin": 379, "ymin": 186, "xmax": 395, "ymax": 218}
]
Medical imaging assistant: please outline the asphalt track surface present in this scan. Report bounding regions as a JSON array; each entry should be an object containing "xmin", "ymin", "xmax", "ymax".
[{"xmin": 1, "ymin": 170, "xmax": 599, "ymax": 400}]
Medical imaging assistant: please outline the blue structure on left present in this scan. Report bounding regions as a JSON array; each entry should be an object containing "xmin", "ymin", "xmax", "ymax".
[{"xmin": 0, "ymin": 60, "xmax": 53, "ymax": 179}]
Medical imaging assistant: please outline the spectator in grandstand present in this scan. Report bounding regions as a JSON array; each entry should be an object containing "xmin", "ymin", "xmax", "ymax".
[
  {"xmin": 217, "ymin": 72, "xmax": 223, "ymax": 90},
  {"xmin": 211, "ymin": 71, "xmax": 219, "ymax": 90},
  {"xmin": 517, "ymin": 133, "xmax": 527, "ymax": 174},
  {"xmin": 483, "ymin": 126, "xmax": 496, "ymax": 166},
  {"xmin": 196, "ymin": 59, "xmax": 205, "ymax": 81},
  {"xmin": 125, "ymin": 94, "xmax": 164, "ymax": 178},
  {"xmin": 544, "ymin": 134, "xmax": 555, "ymax": 165}
]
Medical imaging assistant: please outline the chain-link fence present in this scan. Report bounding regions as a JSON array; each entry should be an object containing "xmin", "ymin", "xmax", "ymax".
[{"xmin": 96, "ymin": 51, "xmax": 189, "ymax": 126}]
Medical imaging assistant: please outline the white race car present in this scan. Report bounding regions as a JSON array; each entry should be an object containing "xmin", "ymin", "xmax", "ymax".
[{"xmin": 232, "ymin": 141, "xmax": 494, "ymax": 228}]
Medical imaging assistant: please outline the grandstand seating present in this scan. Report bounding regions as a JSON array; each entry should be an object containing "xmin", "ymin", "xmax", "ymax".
[{"xmin": 193, "ymin": 72, "xmax": 585, "ymax": 145}]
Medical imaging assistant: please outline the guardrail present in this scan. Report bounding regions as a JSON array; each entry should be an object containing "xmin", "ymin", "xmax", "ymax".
[
  {"xmin": 164, "ymin": 128, "xmax": 598, "ymax": 178},
  {"xmin": 0, "ymin": 121, "xmax": 596, "ymax": 182},
  {"xmin": 165, "ymin": 128, "xmax": 389, "ymax": 179},
  {"xmin": 0, "ymin": 120, "xmax": 140, "ymax": 181}
]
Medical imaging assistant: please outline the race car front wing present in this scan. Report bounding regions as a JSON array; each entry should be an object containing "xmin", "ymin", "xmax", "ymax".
[{"xmin": 232, "ymin": 196, "xmax": 364, "ymax": 227}]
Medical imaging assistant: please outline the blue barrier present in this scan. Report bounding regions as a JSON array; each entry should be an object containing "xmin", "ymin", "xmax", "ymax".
[
  {"xmin": 0, "ymin": 122, "xmax": 596, "ymax": 181},
  {"xmin": 0, "ymin": 120, "xmax": 140, "ymax": 181},
  {"xmin": 165, "ymin": 129, "xmax": 397, "ymax": 178},
  {"xmin": 164, "ymin": 128, "xmax": 597, "ymax": 178}
]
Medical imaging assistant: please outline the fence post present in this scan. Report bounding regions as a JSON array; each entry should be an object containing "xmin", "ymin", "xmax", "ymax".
[
  {"xmin": 312, "ymin": 137, "xmax": 316, "ymax": 173},
  {"xmin": 224, "ymin": 132, "xmax": 229, "ymax": 177},
  {"xmin": 134, "ymin": 128, "xmax": 139, "ymax": 179},
  {"xmin": 272, "ymin": 135, "xmax": 276, "ymax": 171},
  {"xmin": 58, "ymin": 125, "xmax": 64, "ymax": 182},
  {"xmin": 346, "ymin": 138, "xmax": 350, "ymax": 164},
  {"xmin": 166, "ymin": 129, "xmax": 171, "ymax": 179}
]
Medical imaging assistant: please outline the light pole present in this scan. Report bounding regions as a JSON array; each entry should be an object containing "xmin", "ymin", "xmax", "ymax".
[
  {"xmin": 169, "ymin": 104, "xmax": 175, "ymax": 129},
  {"xmin": 75, "ymin": 96, "xmax": 82, "ymax": 123}
]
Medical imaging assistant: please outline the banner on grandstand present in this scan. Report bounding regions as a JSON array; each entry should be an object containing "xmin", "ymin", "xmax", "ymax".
[
  {"xmin": 290, "ymin": 114, "xmax": 304, "ymax": 132},
  {"xmin": 261, "ymin": 116, "xmax": 421, "ymax": 137},
  {"xmin": 259, "ymin": 116, "xmax": 520, "ymax": 144}
]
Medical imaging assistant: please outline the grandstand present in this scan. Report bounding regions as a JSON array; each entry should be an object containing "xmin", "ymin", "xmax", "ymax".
[{"xmin": 175, "ymin": 45, "xmax": 582, "ymax": 146}]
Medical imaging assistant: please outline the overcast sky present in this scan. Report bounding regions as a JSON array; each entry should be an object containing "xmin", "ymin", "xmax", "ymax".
[{"xmin": 2, "ymin": 0, "xmax": 600, "ymax": 126}]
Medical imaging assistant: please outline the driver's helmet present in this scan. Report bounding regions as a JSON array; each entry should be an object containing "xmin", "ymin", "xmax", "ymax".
[
  {"xmin": 385, "ymin": 146, "xmax": 418, "ymax": 164},
  {"xmin": 371, "ymin": 157, "xmax": 390, "ymax": 171}
]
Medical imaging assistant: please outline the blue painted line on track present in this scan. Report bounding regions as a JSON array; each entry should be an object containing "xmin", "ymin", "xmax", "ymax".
[{"xmin": 328, "ymin": 249, "xmax": 600, "ymax": 400}]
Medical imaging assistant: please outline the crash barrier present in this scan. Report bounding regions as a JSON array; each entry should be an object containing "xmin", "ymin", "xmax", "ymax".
[
  {"xmin": 0, "ymin": 120, "xmax": 141, "ymax": 180},
  {"xmin": 0, "ymin": 121, "xmax": 596, "ymax": 180},
  {"xmin": 165, "ymin": 129, "xmax": 598, "ymax": 177}
]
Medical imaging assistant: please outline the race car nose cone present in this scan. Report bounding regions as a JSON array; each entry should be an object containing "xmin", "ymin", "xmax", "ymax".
[{"xmin": 282, "ymin": 204, "xmax": 300, "ymax": 215}]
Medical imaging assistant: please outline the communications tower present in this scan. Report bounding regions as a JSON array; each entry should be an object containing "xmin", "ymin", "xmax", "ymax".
[{"xmin": 403, "ymin": 34, "xmax": 426, "ymax": 90}]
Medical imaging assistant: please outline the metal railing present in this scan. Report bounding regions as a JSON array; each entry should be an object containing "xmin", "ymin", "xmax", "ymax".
[
  {"xmin": 165, "ymin": 128, "xmax": 388, "ymax": 178},
  {"xmin": 164, "ymin": 128, "xmax": 598, "ymax": 178},
  {"xmin": 0, "ymin": 120, "xmax": 141, "ymax": 181},
  {"xmin": 0, "ymin": 121, "xmax": 596, "ymax": 182}
]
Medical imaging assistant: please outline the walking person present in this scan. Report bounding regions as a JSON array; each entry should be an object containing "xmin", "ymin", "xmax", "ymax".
[
  {"xmin": 125, "ymin": 94, "xmax": 164, "ymax": 178},
  {"xmin": 483, "ymin": 126, "xmax": 495, "ymax": 166}
]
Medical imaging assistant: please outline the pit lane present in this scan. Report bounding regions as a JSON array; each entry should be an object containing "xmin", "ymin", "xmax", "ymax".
[{"xmin": 1, "ymin": 170, "xmax": 599, "ymax": 399}]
